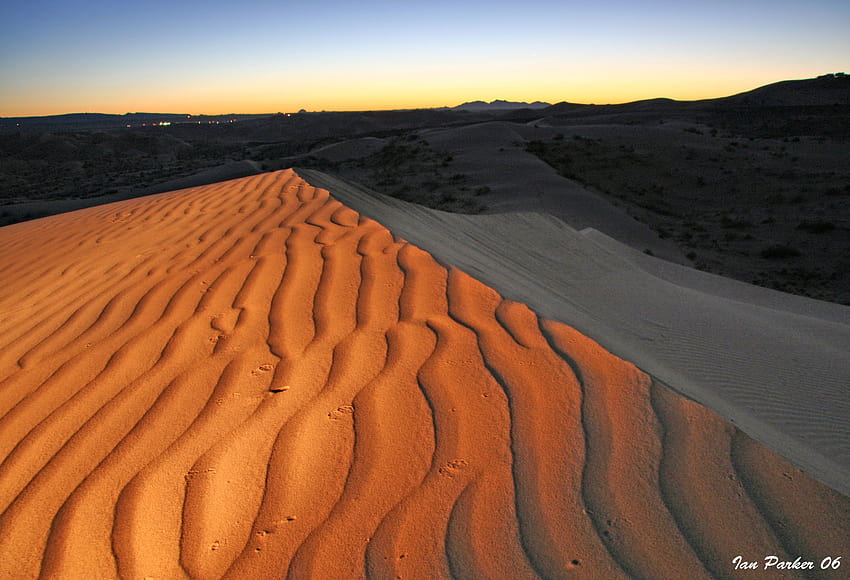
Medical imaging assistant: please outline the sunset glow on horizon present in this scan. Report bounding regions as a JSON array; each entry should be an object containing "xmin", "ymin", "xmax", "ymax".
[{"xmin": 2, "ymin": 0, "xmax": 848, "ymax": 117}]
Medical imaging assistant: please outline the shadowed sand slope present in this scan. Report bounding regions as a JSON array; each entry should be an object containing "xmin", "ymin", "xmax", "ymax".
[
  {"xmin": 0, "ymin": 169, "xmax": 848, "ymax": 579},
  {"xmin": 299, "ymin": 169, "xmax": 850, "ymax": 500}
]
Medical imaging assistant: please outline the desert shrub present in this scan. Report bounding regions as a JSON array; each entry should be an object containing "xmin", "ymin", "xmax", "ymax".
[
  {"xmin": 721, "ymin": 215, "xmax": 753, "ymax": 229},
  {"xmin": 797, "ymin": 220, "xmax": 835, "ymax": 233},
  {"xmin": 760, "ymin": 244, "xmax": 801, "ymax": 259},
  {"xmin": 825, "ymin": 184, "xmax": 850, "ymax": 196},
  {"xmin": 636, "ymin": 200, "xmax": 676, "ymax": 217},
  {"xmin": 371, "ymin": 142, "xmax": 419, "ymax": 167}
]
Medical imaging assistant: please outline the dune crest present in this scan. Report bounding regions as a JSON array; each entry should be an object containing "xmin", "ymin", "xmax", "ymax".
[{"xmin": 0, "ymin": 170, "xmax": 847, "ymax": 578}]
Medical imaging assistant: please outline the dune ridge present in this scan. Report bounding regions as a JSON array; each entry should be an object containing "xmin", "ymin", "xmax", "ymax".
[
  {"xmin": 298, "ymin": 168, "xmax": 850, "ymax": 499},
  {"xmin": 0, "ymin": 169, "xmax": 848, "ymax": 578}
]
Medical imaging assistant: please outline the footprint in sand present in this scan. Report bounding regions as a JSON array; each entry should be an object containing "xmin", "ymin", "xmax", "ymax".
[
  {"xmin": 110, "ymin": 211, "xmax": 132, "ymax": 223},
  {"xmin": 251, "ymin": 363, "xmax": 275, "ymax": 376},
  {"xmin": 184, "ymin": 467, "xmax": 217, "ymax": 482},
  {"xmin": 328, "ymin": 405, "xmax": 354, "ymax": 419},
  {"xmin": 438, "ymin": 459, "xmax": 468, "ymax": 475}
]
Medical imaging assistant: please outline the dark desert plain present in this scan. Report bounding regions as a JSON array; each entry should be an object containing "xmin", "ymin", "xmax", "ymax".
[{"xmin": 1, "ymin": 74, "xmax": 850, "ymax": 579}]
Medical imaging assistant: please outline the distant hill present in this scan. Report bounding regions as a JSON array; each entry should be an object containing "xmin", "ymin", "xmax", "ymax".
[
  {"xmin": 715, "ymin": 73, "xmax": 850, "ymax": 106},
  {"xmin": 453, "ymin": 99, "xmax": 551, "ymax": 111},
  {"xmin": 542, "ymin": 73, "xmax": 850, "ymax": 113}
]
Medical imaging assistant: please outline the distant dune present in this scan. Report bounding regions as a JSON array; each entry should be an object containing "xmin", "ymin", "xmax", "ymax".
[{"xmin": 0, "ymin": 169, "xmax": 848, "ymax": 578}]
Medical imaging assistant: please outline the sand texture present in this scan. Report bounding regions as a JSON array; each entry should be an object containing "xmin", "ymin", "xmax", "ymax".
[
  {"xmin": 0, "ymin": 169, "xmax": 848, "ymax": 579},
  {"xmin": 300, "ymin": 169, "xmax": 850, "ymax": 499}
]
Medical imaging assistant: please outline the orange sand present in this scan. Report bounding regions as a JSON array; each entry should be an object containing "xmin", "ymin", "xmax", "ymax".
[{"xmin": 0, "ymin": 170, "xmax": 847, "ymax": 579}]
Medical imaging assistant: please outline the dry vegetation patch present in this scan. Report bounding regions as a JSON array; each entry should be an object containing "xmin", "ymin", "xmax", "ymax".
[
  {"xmin": 526, "ymin": 130, "xmax": 850, "ymax": 304},
  {"xmin": 298, "ymin": 134, "xmax": 487, "ymax": 214}
]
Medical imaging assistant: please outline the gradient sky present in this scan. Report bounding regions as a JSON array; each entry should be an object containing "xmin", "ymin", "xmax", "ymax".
[{"xmin": 1, "ymin": 0, "xmax": 848, "ymax": 116}]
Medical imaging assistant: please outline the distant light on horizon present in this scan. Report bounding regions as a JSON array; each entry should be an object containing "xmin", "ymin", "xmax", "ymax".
[{"xmin": 1, "ymin": 0, "xmax": 848, "ymax": 116}]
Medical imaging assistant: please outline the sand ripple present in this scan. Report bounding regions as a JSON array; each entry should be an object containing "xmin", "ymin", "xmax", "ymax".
[{"xmin": 0, "ymin": 170, "xmax": 847, "ymax": 579}]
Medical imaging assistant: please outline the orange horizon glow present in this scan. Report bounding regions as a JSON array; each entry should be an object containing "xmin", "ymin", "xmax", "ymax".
[
  {"xmin": 1, "ymin": 71, "xmax": 833, "ymax": 118},
  {"xmin": 2, "ymin": 1, "xmax": 848, "ymax": 118}
]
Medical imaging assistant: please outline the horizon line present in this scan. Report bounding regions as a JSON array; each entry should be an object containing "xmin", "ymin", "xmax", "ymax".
[{"xmin": 2, "ymin": 72, "xmax": 846, "ymax": 119}]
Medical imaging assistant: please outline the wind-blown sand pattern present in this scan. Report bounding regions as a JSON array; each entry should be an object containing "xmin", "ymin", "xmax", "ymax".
[
  {"xmin": 0, "ymin": 169, "xmax": 848, "ymax": 579},
  {"xmin": 301, "ymin": 169, "xmax": 850, "ymax": 499}
]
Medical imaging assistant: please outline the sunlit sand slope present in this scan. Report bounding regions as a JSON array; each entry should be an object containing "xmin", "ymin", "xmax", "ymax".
[
  {"xmin": 0, "ymin": 170, "xmax": 847, "ymax": 579},
  {"xmin": 300, "ymin": 169, "xmax": 850, "ymax": 499}
]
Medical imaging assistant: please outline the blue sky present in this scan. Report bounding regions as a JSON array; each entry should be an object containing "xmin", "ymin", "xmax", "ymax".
[{"xmin": 1, "ymin": 0, "xmax": 848, "ymax": 115}]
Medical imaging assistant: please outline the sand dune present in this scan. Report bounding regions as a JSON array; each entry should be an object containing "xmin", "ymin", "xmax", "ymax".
[
  {"xmin": 300, "ymin": 169, "xmax": 850, "ymax": 499},
  {"xmin": 0, "ymin": 169, "xmax": 848, "ymax": 578}
]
